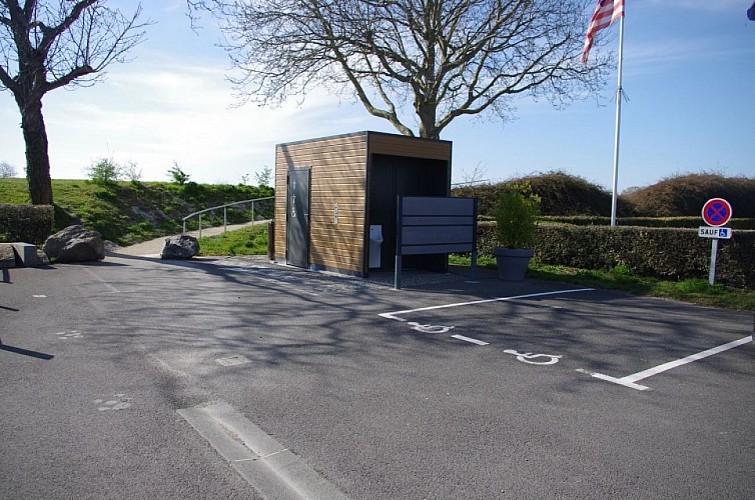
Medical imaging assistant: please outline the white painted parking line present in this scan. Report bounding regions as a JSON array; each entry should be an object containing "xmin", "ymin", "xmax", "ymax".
[
  {"xmin": 577, "ymin": 335, "xmax": 753, "ymax": 391},
  {"xmin": 379, "ymin": 288, "xmax": 594, "ymax": 321},
  {"xmin": 451, "ymin": 334, "xmax": 489, "ymax": 346}
]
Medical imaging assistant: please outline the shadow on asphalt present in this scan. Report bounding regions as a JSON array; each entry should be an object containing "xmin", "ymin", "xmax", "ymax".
[{"xmin": 0, "ymin": 338, "xmax": 54, "ymax": 360}]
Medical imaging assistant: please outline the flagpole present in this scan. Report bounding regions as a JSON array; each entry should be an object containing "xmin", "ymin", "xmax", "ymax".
[{"xmin": 610, "ymin": 14, "xmax": 625, "ymax": 227}]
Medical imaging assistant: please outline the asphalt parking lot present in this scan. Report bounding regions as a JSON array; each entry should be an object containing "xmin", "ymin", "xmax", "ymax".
[{"xmin": 1, "ymin": 255, "xmax": 753, "ymax": 499}]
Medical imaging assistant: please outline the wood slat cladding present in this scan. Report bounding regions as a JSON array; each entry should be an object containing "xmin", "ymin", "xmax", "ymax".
[
  {"xmin": 274, "ymin": 133, "xmax": 368, "ymax": 275},
  {"xmin": 368, "ymin": 133, "xmax": 451, "ymax": 160},
  {"xmin": 274, "ymin": 131, "xmax": 452, "ymax": 276}
]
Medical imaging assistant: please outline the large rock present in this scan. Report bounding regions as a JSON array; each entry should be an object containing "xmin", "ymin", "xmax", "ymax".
[
  {"xmin": 43, "ymin": 225, "xmax": 105, "ymax": 263},
  {"xmin": 161, "ymin": 235, "xmax": 199, "ymax": 259}
]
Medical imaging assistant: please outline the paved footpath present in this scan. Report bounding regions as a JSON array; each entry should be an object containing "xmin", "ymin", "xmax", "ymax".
[{"xmin": 112, "ymin": 222, "xmax": 259, "ymax": 257}]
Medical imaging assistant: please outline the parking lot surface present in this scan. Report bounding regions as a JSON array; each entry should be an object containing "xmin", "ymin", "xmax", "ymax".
[{"xmin": 1, "ymin": 255, "xmax": 752, "ymax": 499}]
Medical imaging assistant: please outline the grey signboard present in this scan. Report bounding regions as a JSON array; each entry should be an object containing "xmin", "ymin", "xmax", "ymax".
[{"xmin": 395, "ymin": 196, "xmax": 477, "ymax": 288}]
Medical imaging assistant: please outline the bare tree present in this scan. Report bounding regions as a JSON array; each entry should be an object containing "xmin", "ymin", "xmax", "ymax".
[
  {"xmin": 189, "ymin": 0, "xmax": 609, "ymax": 140},
  {"xmin": 459, "ymin": 161, "xmax": 489, "ymax": 185},
  {"xmin": 0, "ymin": 1, "xmax": 148, "ymax": 204},
  {"xmin": 0, "ymin": 160, "xmax": 18, "ymax": 177}
]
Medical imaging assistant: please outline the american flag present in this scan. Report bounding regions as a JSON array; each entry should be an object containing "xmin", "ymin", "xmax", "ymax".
[{"xmin": 581, "ymin": 0, "xmax": 625, "ymax": 64}]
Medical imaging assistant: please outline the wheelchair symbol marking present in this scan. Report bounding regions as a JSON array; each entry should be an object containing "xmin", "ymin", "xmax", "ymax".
[
  {"xmin": 407, "ymin": 322, "xmax": 455, "ymax": 334},
  {"xmin": 504, "ymin": 350, "xmax": 562, "ymax": 365}
]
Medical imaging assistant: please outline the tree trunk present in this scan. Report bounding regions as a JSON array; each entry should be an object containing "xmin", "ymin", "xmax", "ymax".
[
  {"xmin": 19, "ymin": 97, "xmax": 53, "ymax": 205},
  {"xmin": 416, "ymin": 96, "xmax": 438, "ymax": 139}
]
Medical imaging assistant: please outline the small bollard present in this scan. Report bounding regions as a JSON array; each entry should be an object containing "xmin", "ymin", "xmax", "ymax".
[{"xmin": 267, "ymin": 221, "xmax": 275, "ymax": 261}]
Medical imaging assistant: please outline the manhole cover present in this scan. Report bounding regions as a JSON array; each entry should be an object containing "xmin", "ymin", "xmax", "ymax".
[{"xmin": 216, "ymin": 355, "xmax": 251, "ymax": 367}]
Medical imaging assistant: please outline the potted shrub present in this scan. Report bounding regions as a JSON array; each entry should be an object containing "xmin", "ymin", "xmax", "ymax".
[{"xmin": 493, "ymin": 182, "xmax": 541, "ymax": 281}]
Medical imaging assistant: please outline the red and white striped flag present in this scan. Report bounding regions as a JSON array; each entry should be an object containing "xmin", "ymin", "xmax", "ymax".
[{"xmin": 581, "ymin": 0, "xmax": 625, "ymax": 63}]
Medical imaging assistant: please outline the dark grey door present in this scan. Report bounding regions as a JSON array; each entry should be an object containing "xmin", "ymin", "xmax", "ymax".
[{"xmin": 286, "ymin": 167, "xmax": 310, "ymax": 268}]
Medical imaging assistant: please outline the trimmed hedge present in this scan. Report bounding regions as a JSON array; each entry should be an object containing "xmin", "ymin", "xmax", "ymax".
[
  {"xmin": 476, "ymin": 221, "xmax": 754, "ymax": 288},
  {"xmin": 0, "ymin": 204, "xmax": 54, "ymax": 245},
  {"xmin": 539, "ymin": 216, "xmax": 755, "ymax": 230}
]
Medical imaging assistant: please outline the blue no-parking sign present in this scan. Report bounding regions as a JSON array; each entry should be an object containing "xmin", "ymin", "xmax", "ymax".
[
  {"xmin": 701, "ymin": 198, "xmax": 733, "ymax": 227},
  {"xmin": 700, "ymin": 198, "xmax": 734, "ymax": 286}
]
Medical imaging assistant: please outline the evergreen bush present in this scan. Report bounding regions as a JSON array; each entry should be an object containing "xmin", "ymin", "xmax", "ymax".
[
  {"xmin": 0, "ymin": 204, "xmax": 54, "ymax": 244},
  {"xmin": 494, "ymin": 182, "xmax": 540, "ymax": 248}
]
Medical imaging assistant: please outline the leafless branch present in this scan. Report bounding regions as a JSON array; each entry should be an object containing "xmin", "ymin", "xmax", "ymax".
[{"xmin": 188, "ymin": 0, "xmax": 611, "ymax": 139}]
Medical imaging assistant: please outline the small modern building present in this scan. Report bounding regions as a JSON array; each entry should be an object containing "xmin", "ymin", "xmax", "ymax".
[{"xmin": 273, "ymin": 131, "xmax": 452, "ymax": 277}]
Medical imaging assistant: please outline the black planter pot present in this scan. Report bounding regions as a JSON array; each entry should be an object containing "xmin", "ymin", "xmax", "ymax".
[{"xmin": 493, "ymin": 247, "xmax": 534, "ymax": 281}]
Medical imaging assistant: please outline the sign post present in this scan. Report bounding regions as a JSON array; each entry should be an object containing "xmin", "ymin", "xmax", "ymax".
[
  {"xmin": 700, "ymin": 198, "xmax": 733, "ymax": 286},
  {"xmin": 707, "ymin": 239, "xmax": 719, "ymax": 286}
]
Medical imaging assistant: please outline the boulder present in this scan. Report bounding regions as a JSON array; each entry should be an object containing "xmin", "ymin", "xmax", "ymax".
[
  {"xmin": 36, "ymin": 249, "xmax": 50, "ymax": 266},
  {"xmin": 43, "ymin": 225, "xmax": 105, "ymax": 263},
  {"xmin": 161, "ymin": 235, "xmax": 199, "ymax": 259}
]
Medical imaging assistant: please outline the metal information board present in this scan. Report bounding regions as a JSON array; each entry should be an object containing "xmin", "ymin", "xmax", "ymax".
[{"xmin": 395, "ymin": 196, "xmax": 477, "ymax": 289}]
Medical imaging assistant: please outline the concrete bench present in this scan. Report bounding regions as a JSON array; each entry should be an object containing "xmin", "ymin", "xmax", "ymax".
[
  {"xmin": 0, "ymin": 243, "xmax": 14, "ymax": 268},
  {"xmin": 12, "ymin": 243, "xmax": 38, "ymax": 267},
  {"xmin": 0, "ymin": 242, "xmax": 39, "ymax": 268}
]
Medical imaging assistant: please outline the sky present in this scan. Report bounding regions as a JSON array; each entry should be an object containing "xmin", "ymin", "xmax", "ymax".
[{"xmin": 0, "ymin": 0, "xmax": 753, "ymax": 192}]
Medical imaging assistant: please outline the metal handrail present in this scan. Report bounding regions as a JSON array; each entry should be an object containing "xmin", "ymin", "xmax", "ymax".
[{"xmin": 181, "ymin": 196, "xmax": 274, "ymax": 237}]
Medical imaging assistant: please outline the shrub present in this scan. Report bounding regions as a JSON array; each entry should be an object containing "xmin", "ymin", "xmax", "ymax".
[
  {"xmin": 168, "ymin": 162, "xmax": 191, "ymax": 185},
  {"xmin": 621, "ymin": 173, "xmax": 755, "ymax": 217},
  {"xmin": 512, "ymin": 171, "xmax": 621, "ymax": 216},
  {"xmin": 538, "ymin": 216, "xmax": 755, "ymax": 230},
  {"xmin": 86, "ymin": 158, "xmax": 122, "ymax": 185},
  {"xmin": 453, "ymin": 183, "xmax": 499, "ymax": 216},
  {"xmin": 455, "ymin": 172, "xmax": 754, "ymax": 219},
  {"xmin": 494, "ymin": 182, "xmax": 540, "ymax": 248},
  {"xmin": 453, "ymin": 171, "xmax": 630, "ymax": 217},
  {"xmin": 95, "ymin": 188, "xmax": 117, "ymax": 201},
  {"xmin": 0, "ymin": 204, "xmax": 54, "ymax": 244},
  {"xmin": 533, "ymin": 225, "xmax": 754, "ymax": 288},
  {"xmin": 475, "ymin": 222, "xmax": 754, "ymax": 288},
  {"xmin": 122, "ymin": 161, "xmax": 142, "ymax": 182},
  {"xmin": 254, "ymin": 166, "xmax": 272, "ymax": 187}
]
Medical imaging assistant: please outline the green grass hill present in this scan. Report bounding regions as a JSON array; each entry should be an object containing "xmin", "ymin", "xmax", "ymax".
[{"xmin": 0, "ymin": 178, "xmax": 274, "ymax": 246}]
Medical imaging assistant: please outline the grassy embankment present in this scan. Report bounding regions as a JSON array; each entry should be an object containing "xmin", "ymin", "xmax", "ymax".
[{"xmin": 0, "ymin": 177, "xmax": 273, "ymax": 246}]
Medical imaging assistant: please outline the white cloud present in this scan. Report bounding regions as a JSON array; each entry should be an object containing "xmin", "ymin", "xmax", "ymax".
[
  {"xmin": 0, "ymin": 56, "xmax": 384, "ymax": 184},
  {"xmin": 625, "ymin": 37, "xmax": 750, "ymax": 68},
  {"xmin": 640, "ymin": 0, "xmax": 748, "ymax": 11}
]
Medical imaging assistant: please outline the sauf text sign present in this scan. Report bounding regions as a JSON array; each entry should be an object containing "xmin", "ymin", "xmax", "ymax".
[{"xmin": 698, "ymin": 226, "xmax": 732, "ymax": 239}]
